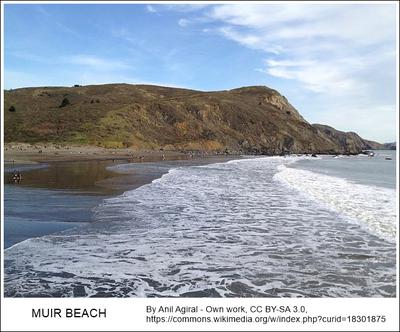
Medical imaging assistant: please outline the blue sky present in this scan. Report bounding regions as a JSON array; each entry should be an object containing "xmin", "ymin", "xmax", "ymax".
[{"xmin": 4, "ymin": 3, "xmax": 398, "ymax": 142}]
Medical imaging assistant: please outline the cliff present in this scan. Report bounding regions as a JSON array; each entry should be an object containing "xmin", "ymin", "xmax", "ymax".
[
  {"xmin": 311, "ymin": 124, "xmax": 384, "ymax": 152},
  {"xmin": 383, "ymin": 142, "xmax": 396, "ymax": 150},
  {"xmin": 4, "ymin": 84, "xmax": 381, "ymax": 154}
]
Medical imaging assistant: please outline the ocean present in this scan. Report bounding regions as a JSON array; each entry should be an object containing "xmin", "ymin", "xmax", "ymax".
[{"xmin": 3, "ymin": 151, "xmax": 397, "ymax": 297}]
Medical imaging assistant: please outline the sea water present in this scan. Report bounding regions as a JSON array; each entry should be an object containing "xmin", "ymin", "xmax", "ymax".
[
  {"xmin": 3, "ymin": 161, "xmax": 124, "ymax": 248},
  {"xmin": 4, "ymin": 153, "xmax": 397, "ymax": 297},
  {"xmin": 4, "ymin": 185, "xmax": 102, "ymax": 248}
]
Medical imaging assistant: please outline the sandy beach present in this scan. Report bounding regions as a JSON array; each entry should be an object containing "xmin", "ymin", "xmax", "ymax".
[
  {"xmin": 4, "ymin": 144, "xmax": 239, "ymax": 248},
  {"xmin": 4, "ymin": 142, "xmax": 240, "ymax": 195},
  {"xmin": 4, "ymin": 142, "xmax": 239, "ymax": 193},
  {"xmin": 4, "ymin": 142, "xmax": 194, "ymax": 164},
  {"xmin": 4, "ymin": 152, "xmax": 396, "ymax": 298}
]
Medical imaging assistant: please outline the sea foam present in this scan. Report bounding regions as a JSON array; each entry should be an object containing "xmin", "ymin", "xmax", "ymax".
[
  {"xmin": 274, "ymin": 164, "xmax": 396, "ymax": 242},
  {"xmin": 4, "ymin": 157, "xmax": 396, "ymax": 298}
]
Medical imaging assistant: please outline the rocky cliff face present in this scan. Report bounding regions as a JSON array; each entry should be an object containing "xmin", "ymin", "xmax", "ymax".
[
  {"xmin": 312, "ymin": 124, "xmax": 384, "ymax": 152},
  {"xmin": 4, "ymin": 84, "xmax": 381, "ymax": 154}
]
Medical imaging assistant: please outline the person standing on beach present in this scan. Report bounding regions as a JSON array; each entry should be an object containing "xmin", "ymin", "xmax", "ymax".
[{"xmin": 12, "ymin": 171, "xmax": 22, "ymax": 183}]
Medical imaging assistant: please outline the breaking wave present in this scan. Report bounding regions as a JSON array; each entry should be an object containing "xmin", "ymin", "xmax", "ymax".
[
  {"xmin": 274, "ymin": 164, "xmax": 396, "ymax": 242},
  {"xmin": 4, "ymin": 157, "xmax": 396, "ymax": 297}
]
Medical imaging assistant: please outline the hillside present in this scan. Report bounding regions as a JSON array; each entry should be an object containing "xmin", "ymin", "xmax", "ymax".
[
  {"xmin": 383, "ymin": 142, "xmax": 396, "ymax": 150},
  {"xmin": 4, "ymin": 84, "xmax": 381, "ymax": 154},
  {"xmin": 311, "ymin": 124, "xmax": 384, "ymax": 151}
]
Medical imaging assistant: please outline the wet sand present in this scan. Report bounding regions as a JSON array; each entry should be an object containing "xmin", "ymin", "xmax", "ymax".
[
  {"xmin": 5, "ymin": 155, "xmax": 238, "ymax": 194},
  {"xmin": 4, "ymin": 154, "xmax": 240, "ymax": 248},
  {"xmin": 4, "ymin": 142, "xmax": 238, "ymax": 193}
]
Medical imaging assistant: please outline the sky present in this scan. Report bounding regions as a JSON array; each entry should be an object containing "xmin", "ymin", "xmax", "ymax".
[{"xmin": 3, "ymin": 2, "xmax": 398, "ymax": 142}]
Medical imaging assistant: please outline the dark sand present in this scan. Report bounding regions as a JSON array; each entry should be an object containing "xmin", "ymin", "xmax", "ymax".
[
  {"xmin": 4, "ymin": 155, "xmax": 240, "ymax": 248},
  {"xmin": 5, "ymin": 155, "xmax": 238, "ymax": 194}
]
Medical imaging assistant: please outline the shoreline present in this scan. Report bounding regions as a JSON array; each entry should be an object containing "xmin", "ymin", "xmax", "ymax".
[
  {"xmin": 4, "ymin": 151, "xmax": 396, "ymax": 297},
  {"xmin": 4, "ymin": 146, "xmax": 241, "ymax": 195},
  {"xmin": 4, "ymin": 142, "xmax": 239, "ymax": 165},
  {"xmin": 5, "ymin": 142, "xmax": 388, "ymax": 166},
  {"xmin": 6, "ymin": 144, "xmax": 393, "ymax": 249},
  {"xmin": 4, "ymin": 150, "xmax": 241, "ymax": 248}
]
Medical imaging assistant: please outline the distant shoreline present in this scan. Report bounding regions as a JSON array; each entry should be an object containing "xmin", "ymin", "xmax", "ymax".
[
  {"xmin": 5, "ymin": 141, "xmax": 391, "ymax": 166},
  {"xmin": 4, "ymin": 142, "xmax": 217, "ymax": 165}
]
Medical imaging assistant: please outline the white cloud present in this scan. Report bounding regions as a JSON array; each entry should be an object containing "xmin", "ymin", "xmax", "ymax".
[
  {"xmin": 178, "ymin": 3, "xmax": 397, "ymax": 141},
  {"xmin": 146, "ymin": 5, "xmax": 156, "ymax": 13},
  {"xmin": 209, "ymin": 4, "xmax": 395, "ymax": 45},
  {"xmin": 311, "ymin": 103, "xmax": 397, "ymax": 143},
  {"xmin": 65, "ymin": 55, "xmax": 131, "ymax": 71},
  {"xmin": 178, "ymin": 18, "xmax": 189, "ymax": 27},
  {"xmin": 265, "ymin": 59, "xmax": 363, "ymax": 94},
  {"xmin": 165, "ymin": 4, "xmax": 210, "ymax": 13},
  {"xmin": 218, "ymin": 26, "xmax": 283, "ymax": 54},
  {"xmin": 206, "ymin": 3, "xmax": 396, "ymax": 95}
]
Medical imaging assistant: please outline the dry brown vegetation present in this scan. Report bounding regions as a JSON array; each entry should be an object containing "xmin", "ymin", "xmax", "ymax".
[{"xmin": 4, "ymin": 84, "xmax": 382, "ymax": 154}]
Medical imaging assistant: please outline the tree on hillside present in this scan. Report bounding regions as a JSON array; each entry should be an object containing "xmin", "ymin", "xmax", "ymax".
[{"xmin": 8, "ymin": 106, "xmax": 16, "ymax": 112}]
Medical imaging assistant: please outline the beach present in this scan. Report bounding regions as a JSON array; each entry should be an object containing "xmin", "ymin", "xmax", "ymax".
[
  {"xmin": 4, "ymin": 142, "xmax": 194, "ymax": 164},
  {"xmin": 3, "ymin": 150, "xmax": 396, "ymax": 297},
  {"xmin": 4, "ymin": 146, "xmax": 238, "ymax": 248},
  {"xmin": 2, "ymin": 3, "xmax": 397, "ymax": 331}
]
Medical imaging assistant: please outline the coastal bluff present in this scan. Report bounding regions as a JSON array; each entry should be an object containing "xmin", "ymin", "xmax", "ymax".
[{"xmin": 4, "ymin": 84, "xmax": 382, "ymax": 155}]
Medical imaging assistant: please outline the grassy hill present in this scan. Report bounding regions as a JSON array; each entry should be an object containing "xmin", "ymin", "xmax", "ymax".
[{"xmin": 4, "ymin": 83, "xmax": 382, "ymax": 154}]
